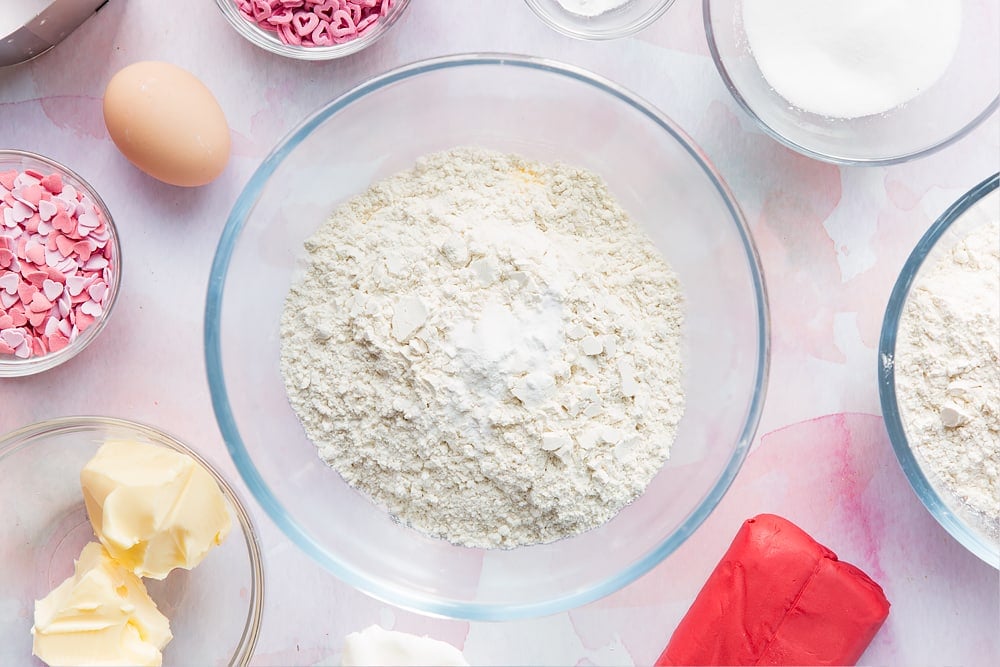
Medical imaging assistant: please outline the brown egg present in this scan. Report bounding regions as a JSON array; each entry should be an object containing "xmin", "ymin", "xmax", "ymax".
[{"xmin": 103, "ymin": 61, "xmax": 231, "ymax": 187}]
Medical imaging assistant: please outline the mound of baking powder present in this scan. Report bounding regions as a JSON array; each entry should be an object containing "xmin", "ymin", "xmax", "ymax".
[{"xmin": 280, "ymin": 148, "xmax": 685, "ymax": 548}]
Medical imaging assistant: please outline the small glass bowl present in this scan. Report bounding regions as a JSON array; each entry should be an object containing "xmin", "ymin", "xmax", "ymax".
[
  {"xmin": 215, "ymin": 0, "xmax": 411, "ymax": 60},
  {"xmin": 704, "ymin": 0, "xmax": 1000, "ymax": 165},
  {"xmin": 524, "ymin": 0, "xmax": 675, "ymax": 40},
  {"xmin": 879, "ymin": 173, "xmax": 999, "ymax": 568},
  {"xmin": 0, "ymin": 417, "xmax": 265, "ymax": 665},
  {"xmin": 0, "ymin": 150, "xmax": 122, "ymax": 377}
]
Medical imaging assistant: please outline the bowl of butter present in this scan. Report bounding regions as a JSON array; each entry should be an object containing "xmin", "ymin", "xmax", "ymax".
[{"xmin": 0, "ymin": 416, "xmax": 263, "ymax": 666}]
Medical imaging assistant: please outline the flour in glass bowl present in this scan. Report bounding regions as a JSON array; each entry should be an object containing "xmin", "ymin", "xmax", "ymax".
[
  {"xmin": 895, "ymin": 220, "xmax": 1000, "ymax": 532},
  {"xmin": 279, "ymin": 148, "xmax": 685, "ymax": 549}
]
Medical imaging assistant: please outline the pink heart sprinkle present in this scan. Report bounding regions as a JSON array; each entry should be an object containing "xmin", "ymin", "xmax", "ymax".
[
  {"xmin": 25, "ymin": 243, "xmax": 46, "ymax": 266},
  {"xmin": 47, "ymin": 332, "xmax": 69, "ymax": 352},
  {"xmin": 80, "ymin": 300, "xmax": 103, "ymax": 317},
  {"xmin": 39, "ymin": 173, "xmax": 63, "ymax": 194},
  {"xmin": 83, "ymin": 256, "xmax": 108, "ymax": 271},
  {"xmin": 38, "ymin": 199, "xmax": 57, "ymax": 222},
  {"xmin": 43, "ymin": 315, "xmax": 60, "ymax": 336},
  {"xmin": 43, "ymin": 279, "xmax": 63, "ymax": 301},
  {"xmin": 88, "ymin": 281, "xmax": 107, "ymax": 303},
  {"xmin": 29, "ymin": 292, "xmax": 52, "ymax": 313},
  {"xmin": 10, "ymin": 201, "xmax": 32, "ymax": 224},
  {"xmin": 75, "ymin": 311, "xmax": 95, "ymax": 331},
  {"xmin": 0, "ymin": 272, "xmax": 18, "ymax": 294},
  {"xmin": 25, "ymin": 271, "xmax": 49, "ymax": 288},
  {"xmin": 17, "ymin": 281, "xmax": 37, "ymax": 304},
  {"xmin": 0, "ymin": 328, "xmax": 25, "ymax": 348},
  {"xmin": 65, "ymin": 275, "xmax": 88, "ymax": 297}
]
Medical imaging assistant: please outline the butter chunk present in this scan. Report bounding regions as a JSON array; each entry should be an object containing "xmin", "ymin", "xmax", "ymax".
[
  {"xmin": 81, "ymin": 440, "xmax": 232, "ymax": 579},
  {"xmin": 32, "ymin": 542, "xmax": 172, "ymax": 667}
]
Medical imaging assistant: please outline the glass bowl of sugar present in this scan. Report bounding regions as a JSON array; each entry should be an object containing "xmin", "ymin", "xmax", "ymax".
[
  {"xmin": 524, "ymin": 0, "xmax": 676, "ymax": 40},
  {"xmin": 879, "ymin": 174, "xmax": 999, "ymax": 568},
  {"xmin": 704, "ymin": 0, "xmax": 1000, "ymax": 164},
  {"xmin": 206, "ymin": 54, "xmax": 769, "ymax": 620}
]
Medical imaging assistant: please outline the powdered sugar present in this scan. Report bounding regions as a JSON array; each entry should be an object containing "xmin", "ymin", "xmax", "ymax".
[
  {"xmin": 895, "ymin": 216, "xmax": 999, "ymax": 534},
  {"xmin": 280, "ymin": 148, "xmax": 685, "ymax": 548}
]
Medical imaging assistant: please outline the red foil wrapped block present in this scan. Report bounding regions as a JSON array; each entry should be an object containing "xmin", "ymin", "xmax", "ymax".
[{"xmin": 657, "ymin": 514, "xmax": 890, "ymax": 666}]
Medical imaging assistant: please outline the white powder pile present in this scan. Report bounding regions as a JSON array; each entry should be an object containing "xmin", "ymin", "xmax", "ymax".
[
  {"xmin": 895, "ymin": 219, "xmax": 999, "ymax": 532},
  {"xmin": 742, "ymin": 0, "xmax": 963, "ymax": 118},
  {"xmin": 280, "ymin": 148, "xmax": 685, "ymax": 548},
  {"xmin": 556, "ymin": 0, "xmax": 631, "ymax": 18}
]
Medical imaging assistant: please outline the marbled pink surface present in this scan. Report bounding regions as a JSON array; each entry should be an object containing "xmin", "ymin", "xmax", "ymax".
[{"xmin": 1, "ymin": 0, "xmax": 998, "ymax": 665}]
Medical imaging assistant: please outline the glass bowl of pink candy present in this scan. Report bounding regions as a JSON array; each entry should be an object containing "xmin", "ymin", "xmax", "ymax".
[
  {"xmin": 216, "ymin": 0, "xmax": 410, "ymax": 60},
  {"xmin": 0, "ymin": 150, "xmax": 120, "ymax": 378},
  {"xmin": 524, "ymin": 0, "xmax": 676, "ymax": 40}
]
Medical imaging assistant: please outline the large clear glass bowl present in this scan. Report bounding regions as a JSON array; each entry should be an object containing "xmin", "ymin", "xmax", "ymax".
[
  {"xmin": 206, "ymin": 54, "xmax": 769, "ymax": 620},
  {"xmin": 0, "ymin": 416, "xmax": 264, "ymax": 665},
  {"xmin": 879, "ymin": 173, "xmax": 999, "ymax": 568},
  {"xmin": 704, "ymin": 0, "xmax": 1000, "ymax": 165}
]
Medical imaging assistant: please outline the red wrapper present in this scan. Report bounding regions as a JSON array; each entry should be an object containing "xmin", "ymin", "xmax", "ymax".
[{"xmin": 657, "ymin": 514, "xmax": 890, "ymax": 666}]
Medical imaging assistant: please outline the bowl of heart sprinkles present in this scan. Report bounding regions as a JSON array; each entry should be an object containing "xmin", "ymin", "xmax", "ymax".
[
  {"xmin": 0, "ymin": 150, "xmax": 120, "ymax": 377},
  {"xmin": 216, "ymin": 0, "xmax": 410, "ymax": 60}
]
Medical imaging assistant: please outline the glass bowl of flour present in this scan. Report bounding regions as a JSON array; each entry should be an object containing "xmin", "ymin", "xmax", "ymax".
[
  {"xmin": 205, "ymin": 54, "xmax": 769, "ymax": 619},
  {"xmin": 523, "ymin": 0, "xmax": 676, "ymax": 39},
  {"xmin": 704, "ymin": 0, "xmax": 1000, "ymax": 165},
  {"xmin": 879, "ymin": 173, "xmax": 999, "ymax": 568}
]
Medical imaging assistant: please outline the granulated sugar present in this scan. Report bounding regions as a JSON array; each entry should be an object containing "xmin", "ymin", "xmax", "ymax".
[{"xmin": 743, "ymin": 0, "xmax": 962, "ymax": 118}]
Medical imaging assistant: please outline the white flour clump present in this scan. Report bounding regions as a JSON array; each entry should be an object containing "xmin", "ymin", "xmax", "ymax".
[
  {"xmin": 895, "ymin": 220, "xmax": 999, "ymax": 531},
  {"xmin": 280, "ymin": 148, "xmax": 685, "ymax": 548}
]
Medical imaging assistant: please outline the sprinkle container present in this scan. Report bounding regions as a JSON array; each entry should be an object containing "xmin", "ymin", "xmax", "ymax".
[
  {"xmin": 215, "ymin": 0, "xmax": 411, "ymax": 61},
  {"xmin": 0, "ymin": 150, "xmax": 121, "ymax": 378}
]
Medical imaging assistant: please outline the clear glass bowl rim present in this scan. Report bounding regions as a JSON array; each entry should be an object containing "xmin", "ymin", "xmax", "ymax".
[
  {"xmin": 214, "ymin": 0, "xmax": 412, "ymax": 61},
  {"xmin": 0, "ymin": 149, "xmax": 123, "ymax": 378},
  {"xmin": 205, "ymin": 53, "xmax": 770, "ymax": 620},
  {"xmin": 878, "ymin": 173, "xmax": 1000, "ymax": 569},
  {"xmin": 702, "ymin": 0, "xmax": 1000, "ymax": 166},
  {"xmin": 0, "ymin": 415, "xmax": 266, "ymax": 664},
  {"xmin": 522, "ymin": 0, "xmax": 677, "ymax": 40}
]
